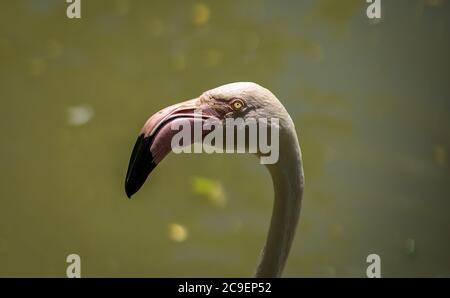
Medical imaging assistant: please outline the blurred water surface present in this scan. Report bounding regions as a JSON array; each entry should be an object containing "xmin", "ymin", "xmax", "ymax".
[{"xmin": 0, "ymin": 0, "xmax": 449, "ymax": 277}]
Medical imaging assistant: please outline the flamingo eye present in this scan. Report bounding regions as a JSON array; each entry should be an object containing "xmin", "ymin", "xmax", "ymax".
[{"xmin": 231, "ymin": 100, "xmax": 244, "ymax": 110}]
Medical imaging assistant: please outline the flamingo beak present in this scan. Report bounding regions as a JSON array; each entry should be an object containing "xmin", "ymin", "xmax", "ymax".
[{"xmin": 125, "ymin": 97, "xmax": 218, "ymax": 198}]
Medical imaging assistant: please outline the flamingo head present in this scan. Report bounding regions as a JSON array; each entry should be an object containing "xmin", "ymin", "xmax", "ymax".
[{"xmin": 125, "ymin": 82, "xmax": 290, "ymax": 198}]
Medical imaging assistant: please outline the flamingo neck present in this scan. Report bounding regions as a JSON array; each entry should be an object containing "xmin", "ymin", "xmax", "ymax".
[{"xmin": 255, "ymin": 123, "xmax": 304, "ymax": 277}]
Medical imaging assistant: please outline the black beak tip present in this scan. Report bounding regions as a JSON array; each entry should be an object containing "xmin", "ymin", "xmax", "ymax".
[
  {"xmin": 125, "ymin": 177, "xmax": 142, "ymax": 199},
  {"xmin": 125, "ymin": 184, "xmax": 134, "ymax": 199},
  {"xmin": 124, "ymin": 134, "xmax": 156, "ymax": 200}
]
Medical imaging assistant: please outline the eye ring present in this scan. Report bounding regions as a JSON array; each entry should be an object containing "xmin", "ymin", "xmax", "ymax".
[{"xmin": 231, "ymin": 99, "xmax": 244, "ymax": 111}]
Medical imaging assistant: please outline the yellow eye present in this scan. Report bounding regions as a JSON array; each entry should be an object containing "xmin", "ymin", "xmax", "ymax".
[{"xmin": 232, "ymin": 100, "xmax": 243, "ymax": 110}]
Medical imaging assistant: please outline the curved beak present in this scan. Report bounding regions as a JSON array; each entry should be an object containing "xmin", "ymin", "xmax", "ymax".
[{"xmin": 125, "ymin": 97, "xmax": 218, "ymax": 198}]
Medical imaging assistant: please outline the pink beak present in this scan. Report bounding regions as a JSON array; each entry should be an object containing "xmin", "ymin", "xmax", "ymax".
[{"xmin": 125, "ymin": 97, "xmax": 219, "ymax": 198}]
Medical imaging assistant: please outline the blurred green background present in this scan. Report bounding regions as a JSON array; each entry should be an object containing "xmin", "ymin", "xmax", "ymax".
[{"xmin": 0, "ymin": 0, "xmax": 449, "ymax": 277}]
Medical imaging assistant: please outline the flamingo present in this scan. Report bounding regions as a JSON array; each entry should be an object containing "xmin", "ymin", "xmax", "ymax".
[{"xmin": 125, "ymin": 82, "xmax": 304, "ymax": 277}]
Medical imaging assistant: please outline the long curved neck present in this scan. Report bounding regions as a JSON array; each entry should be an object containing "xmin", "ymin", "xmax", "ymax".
[{"xmin": 255, "ymin": 123, "xmax": 304, "ymax": 277}]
